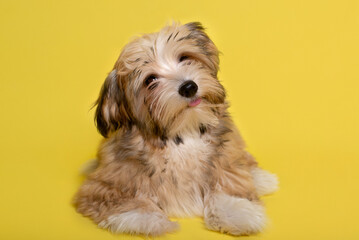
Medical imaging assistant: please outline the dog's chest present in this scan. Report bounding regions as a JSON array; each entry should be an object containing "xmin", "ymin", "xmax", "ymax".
[
  {"xmin": 164, "ymin": 135, "xmax": 212, "ymax": 168},
  {"xmin": 153, "ymin": 134, "xmax": 214, "ymax": 217}
]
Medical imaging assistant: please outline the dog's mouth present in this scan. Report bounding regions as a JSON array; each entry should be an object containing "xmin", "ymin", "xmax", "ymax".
[{"xmin": 188, "ymin": 98, "xmax": 202, "ymax": 107}]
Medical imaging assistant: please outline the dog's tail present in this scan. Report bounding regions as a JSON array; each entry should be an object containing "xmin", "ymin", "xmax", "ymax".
[{"xmin": 80, "ymin": 159, "xmax": 99, "ymax": 176}]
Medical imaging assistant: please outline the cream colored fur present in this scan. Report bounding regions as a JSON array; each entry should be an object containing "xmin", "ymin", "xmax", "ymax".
[
  {"xmin": 251, "ymin": 167, "xmax": 279, "ymax": 196},
  {"xmin": 204, "ymin": 193, "xmax": 266, "ymax": 235},
  {"xmin": 99, "ymin": 210, "xmax": 179, "ymax": 236},
  {"xmin": 159, "ymin": 132, "xmax": 209, "ymax": 217}
]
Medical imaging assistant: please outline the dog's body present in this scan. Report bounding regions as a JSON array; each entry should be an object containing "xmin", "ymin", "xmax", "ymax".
[{"xmin": 75, "ymin": 22, "xmax": 278, "ymax": 236}]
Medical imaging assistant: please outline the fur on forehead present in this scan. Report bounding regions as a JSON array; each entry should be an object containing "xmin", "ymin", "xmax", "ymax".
[{"xmin": 114, "ymin": 22, "xmax": 219, "ymax": 80}]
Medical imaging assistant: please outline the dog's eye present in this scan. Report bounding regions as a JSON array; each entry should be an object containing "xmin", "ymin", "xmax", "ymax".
[
  {"xmin": 145, "ymin": 75, "xmax": 158, "ymax": 86},
  {"xmin": 179, "ymin": 55, "xmax": 189, "ymax": 62}
]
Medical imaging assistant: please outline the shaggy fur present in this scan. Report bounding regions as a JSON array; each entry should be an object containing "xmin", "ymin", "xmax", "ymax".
[{"xmin": 74, "ymin": 22, "xmax": 278, "ymax": 236}]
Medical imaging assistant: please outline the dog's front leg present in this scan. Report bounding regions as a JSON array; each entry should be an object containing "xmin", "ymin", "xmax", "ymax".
[
  {"xmin": 204, "ymin": 191, "xmax": 266, "ymax": 235},
  {"xmin": 203, "ymin": 165, "xmax": 266, "ymax": 235},
  {"xmin": 98, "ymin": 198, "xmax": 179, "ymax": 236},
  {"xmin": 75, "ymin": 179, "xmax": 178, "ymax": 236}
]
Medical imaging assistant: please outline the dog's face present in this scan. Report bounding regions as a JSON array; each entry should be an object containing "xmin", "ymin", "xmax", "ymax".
[{"xmin": 95, "ymin": 22, "xmax": 226, "ymax": 139}]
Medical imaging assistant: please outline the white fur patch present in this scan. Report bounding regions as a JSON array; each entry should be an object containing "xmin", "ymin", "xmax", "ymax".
[
  {"xmin": 98, "ymin": 210, "xmax": 179, "ymax": 236},
  {"xmin": 160, "ymin": 133, "xmax": 211, "ymax": 217},
  {"xmin": 251, "ymin": 168, "xmax": 279, "ymax": 196},
  {"xmin": 204, "ymin": 193, "xmax": 266, "ymax": 235}
]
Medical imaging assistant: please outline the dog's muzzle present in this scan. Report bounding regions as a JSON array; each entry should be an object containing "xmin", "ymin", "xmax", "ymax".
[{"xmin": 179, "ymin": 80, "xmax": 198, "ymax": 98}]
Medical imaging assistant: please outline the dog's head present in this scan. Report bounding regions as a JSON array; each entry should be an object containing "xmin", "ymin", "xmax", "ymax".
[{"xmin": 95, "ymin": 22, "xmax": 226, "ymax": 139}]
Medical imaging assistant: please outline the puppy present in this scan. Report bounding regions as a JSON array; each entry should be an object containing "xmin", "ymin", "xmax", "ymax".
[{"xmin": 74, "ymin": 22, "xmax": 278, "ymax": 236}]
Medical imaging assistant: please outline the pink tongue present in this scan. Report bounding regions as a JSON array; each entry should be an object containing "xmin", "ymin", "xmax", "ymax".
[{"xmin": 189, "ymin": 98, "xmax": 202, "ymax": 107}]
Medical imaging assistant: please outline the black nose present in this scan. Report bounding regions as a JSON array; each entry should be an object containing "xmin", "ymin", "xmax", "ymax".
[{"xmin": 178, "ymin": 80, "xmax": 198, "ymax": 98}]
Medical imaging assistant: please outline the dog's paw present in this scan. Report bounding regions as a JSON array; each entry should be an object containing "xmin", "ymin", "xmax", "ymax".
[
  {"xmin": 251, "ymin": 167, "xmax": 279, "ymax": 196},
  {"xmin": 204, "ymin": 194, "xmax": 266, "ymax": 235},
  {"xmin": 99, "ymin": 210, "xmax": 179, "ymax": 236}
]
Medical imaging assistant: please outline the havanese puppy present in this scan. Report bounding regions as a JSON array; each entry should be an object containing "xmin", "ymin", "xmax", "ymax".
[{"xmin": 74, "ymin": 22, "xmax": 278, "ymax": 236}]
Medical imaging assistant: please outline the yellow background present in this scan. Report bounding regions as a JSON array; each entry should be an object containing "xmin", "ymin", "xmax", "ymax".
[{"xmin": 1, "ymin": 0, "xmax": 358, "ymax": 239}]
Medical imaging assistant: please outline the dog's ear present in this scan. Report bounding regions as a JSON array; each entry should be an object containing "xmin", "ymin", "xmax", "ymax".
[
  {"xmin": 94, "ymin": 70, "xmax": 133, "ymax": 137},
  {"xmin": 185, "ymin": 22, "xmax": 220, "ymax": 75}
]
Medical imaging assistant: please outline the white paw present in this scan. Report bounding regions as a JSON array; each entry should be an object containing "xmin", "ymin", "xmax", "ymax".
[
  {"xmin": 99, "ymin": 210, "xmax": 179, "ymax": 236},
  {"xmin": 251, "ymin": 168, "xmax": 279, "ymax": 196},
  {"xmin": 204, "ymin": 194, "xmax": 266, "ymax": 235}
]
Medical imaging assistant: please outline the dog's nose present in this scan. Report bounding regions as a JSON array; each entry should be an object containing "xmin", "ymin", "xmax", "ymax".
[{"xmin": 178, "ymin": 80, "xmax": 198, "ymax": 98}]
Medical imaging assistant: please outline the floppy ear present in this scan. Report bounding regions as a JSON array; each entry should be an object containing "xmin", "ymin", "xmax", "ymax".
[
  {"xmin": 185, "ymin": 22, "xmax": 220, "ymax": 75},
  {"xmin": 94, "ymin": 70, "xmax": 133, "ymax": 137}
]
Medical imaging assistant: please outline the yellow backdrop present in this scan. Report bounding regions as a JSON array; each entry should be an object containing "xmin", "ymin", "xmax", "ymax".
[{"xmin": 1, "ymin": 0, "xmax": 358, "ymax": 239}]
